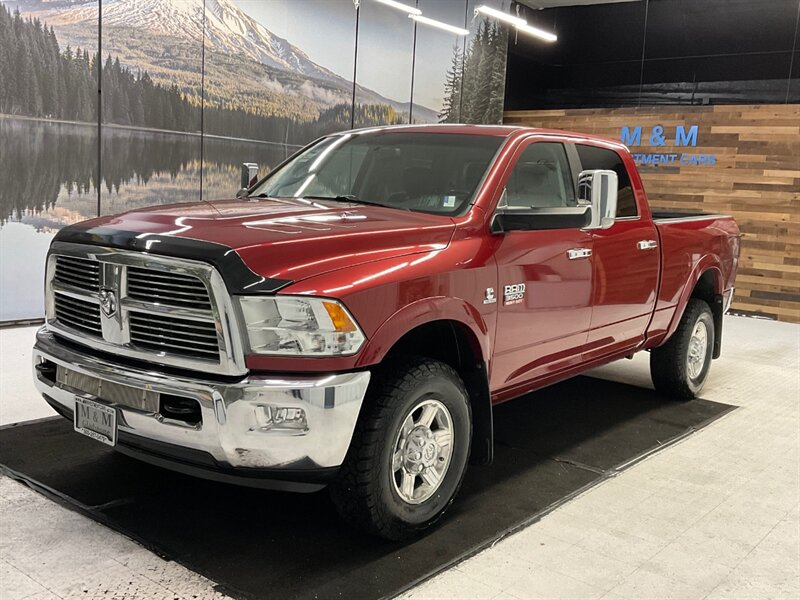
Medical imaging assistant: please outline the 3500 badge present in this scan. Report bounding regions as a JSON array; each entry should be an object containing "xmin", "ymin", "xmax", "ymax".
[{"xmin": 503, "ymin": 283, "xmax": 526, "ymax": 305}]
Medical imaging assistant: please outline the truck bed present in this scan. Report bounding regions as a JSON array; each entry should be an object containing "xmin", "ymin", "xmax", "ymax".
[
  {"xmin": 647, "ymin": 213, "xmax": 740, "ymax": 344},
  {"xmin": 651, "ymin": 211, "xmax": 729, "ymax": 222}
]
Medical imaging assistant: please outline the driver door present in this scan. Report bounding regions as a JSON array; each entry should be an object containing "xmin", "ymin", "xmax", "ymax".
[{"xmin": 490, "ymin": 140, "xmax": 594, "ymax": 392}]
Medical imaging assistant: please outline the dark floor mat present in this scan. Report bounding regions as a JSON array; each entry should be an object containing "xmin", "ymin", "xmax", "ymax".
[{"xmin": 0, "ymin": 375, "xmax": 734, "ymax": 600}]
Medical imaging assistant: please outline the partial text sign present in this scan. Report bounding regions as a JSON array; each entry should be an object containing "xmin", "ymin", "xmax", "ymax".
[{"xmin": 620, "ymin": 125, "xmax": 716, "ymax": 167}]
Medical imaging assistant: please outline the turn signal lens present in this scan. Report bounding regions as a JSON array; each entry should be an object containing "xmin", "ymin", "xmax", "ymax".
[{"xmin": 323, "ymin": 301, "xmax": 357, "ymax": 333}]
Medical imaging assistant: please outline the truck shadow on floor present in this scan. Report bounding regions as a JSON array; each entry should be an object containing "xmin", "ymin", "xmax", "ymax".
[{"xmin": 0, "ymin": 375, "xmax": 733, "ymax": 600}]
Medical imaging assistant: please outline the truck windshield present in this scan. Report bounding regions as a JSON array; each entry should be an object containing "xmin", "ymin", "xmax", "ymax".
[{"xmin": 250, "ymin": 132, "xmax": 504, "ymax": 215}]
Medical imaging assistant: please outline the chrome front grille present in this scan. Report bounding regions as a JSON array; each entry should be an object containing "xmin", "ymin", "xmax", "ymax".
[
  {"xmin": 45, "ymin": 243, "xmax": 247, "ymax": 376},
  {"xmin": 129, "ymin": 312, "xmax": 220, "ymax": 360},
  {"xmin": 54, "ymin": 255, "xmax": 100, "ymax": 292},
  {"xmin": 127, "ymin": 266, "xmax": 212, "ymax": 310},
  {"xmin": 54, "ymin": 292, "xmax": 102, "ymax": 337}
]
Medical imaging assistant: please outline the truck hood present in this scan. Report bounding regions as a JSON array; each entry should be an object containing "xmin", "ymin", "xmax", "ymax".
[{"xmin": 62, "ymin": 197, "xmax": 456, "ymax": 284}]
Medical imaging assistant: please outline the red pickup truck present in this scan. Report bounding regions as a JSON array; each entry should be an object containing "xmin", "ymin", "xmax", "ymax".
[{"xmin": 33, "ymin": 125, "xmax": 740, "ymax": 539}]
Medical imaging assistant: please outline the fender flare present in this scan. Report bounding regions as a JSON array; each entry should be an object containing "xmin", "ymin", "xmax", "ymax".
[
  {"xmin": 355, "ymin": 296, "xmax": 495, "ymax": 466},
  {"xmin": 663, "ymin": 255, "xmax": 724, "ymax": 349},
  {"xmin": 355, "ymin": 296, "xmax": 491, "ymax": 368}
]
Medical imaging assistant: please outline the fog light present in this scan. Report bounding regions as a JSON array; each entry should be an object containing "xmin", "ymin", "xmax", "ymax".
[{"xmin": 253, "ymin": 405, "xmax": 308, "ymax": 433}]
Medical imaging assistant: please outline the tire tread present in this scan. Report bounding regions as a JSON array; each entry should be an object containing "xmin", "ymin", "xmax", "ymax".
[
  {"xmin": 330, "ymin": 357, "xmax": 470, "ymax": 540},
  {"xmin": 650, "ymin": 298, "xmax": 713, "ymax": 399}
]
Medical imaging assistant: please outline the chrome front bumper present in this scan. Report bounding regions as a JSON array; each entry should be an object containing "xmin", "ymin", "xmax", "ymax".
[{"xmin": 33, "ymin": 328, "xmax": 370, "ymax": 488}]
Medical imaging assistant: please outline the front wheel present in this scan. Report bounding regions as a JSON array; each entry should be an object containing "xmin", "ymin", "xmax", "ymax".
[
  {"xmin": 330, "ymin": 358, "xmax": 472, "ymax": 540},
  {"xmin": 650, "ymin": 298, "xmax": 715, "ymax": 399}
]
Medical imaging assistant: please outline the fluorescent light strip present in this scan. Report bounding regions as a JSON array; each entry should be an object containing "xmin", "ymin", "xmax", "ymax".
[
  {"xmin": 374, "ymin": 0, "xmax": 421, "ymax": 16},
  {"xmin": 516, "ymin": 22, "xmax": 557, "ymax": 42},
  {"xmin": 475, "ymin": 5, "xmax": 525, "ymax": 27},
  {"xmin": 410, "ymin": 14, "xmax": 469, "ymax": 36}
]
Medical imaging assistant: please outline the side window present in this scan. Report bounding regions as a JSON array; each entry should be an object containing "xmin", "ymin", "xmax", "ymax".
[
  {"xmin": 505, "ymin": 143, "xmax": 575, "ymax": 209},
  {"xmin": 575, "ymin": 144, "xmax": 637, "ymax": 217}
]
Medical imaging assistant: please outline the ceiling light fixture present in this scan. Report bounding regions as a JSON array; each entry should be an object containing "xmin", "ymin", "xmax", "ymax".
[
  {"xmin": 474, "ymin": 4, "xmax": 557, "ymax": 43},
  {"xmin": 516, "ymin": 22, "xmax": 557, "ymax": 42},
  {"xmin": 409, "ymin": 14, "xmax": 469, "ymax": 36},
  {"xmin": 475, "ymin": 5, "xmax": 525, "ymax": 27},
  {"xmin": 374, "ymin": 0, "xmax": 421, "ymax": 16}
]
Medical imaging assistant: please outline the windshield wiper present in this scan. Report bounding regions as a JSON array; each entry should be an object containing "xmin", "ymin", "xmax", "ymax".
[
  {"xmin": 252, "ymin": 193, "xmax": 294, "ymax": 200},
  {"xmin": 302, "ymin": 195, "xmax": 410, "ymax": 211}
]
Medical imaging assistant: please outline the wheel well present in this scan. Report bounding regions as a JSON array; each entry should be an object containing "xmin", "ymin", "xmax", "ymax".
[
  {"xmin": 691, "ymin": 270, "xmax": 717, "ymax": 306},
  {"xmin": 384, "ymin": 321, "xmax": 493, "ymax": 466},
  {"xmin": 690, "ymin": 270, "xmax": 724, "ymax": 359},
  {"xmin": 384, "ymin": 320, "xmax": 479, "ymax": 371}
]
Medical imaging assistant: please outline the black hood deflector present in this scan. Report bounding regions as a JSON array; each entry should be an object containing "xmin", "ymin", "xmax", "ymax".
[{"xmin": 54, "ymin": 225, "xmax": 292, "ymax": 295}]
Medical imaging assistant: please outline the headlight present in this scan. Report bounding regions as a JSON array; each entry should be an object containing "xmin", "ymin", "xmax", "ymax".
[{"xmin": 237, "ymin": 296, "xmax": 365, "ymax": 356}]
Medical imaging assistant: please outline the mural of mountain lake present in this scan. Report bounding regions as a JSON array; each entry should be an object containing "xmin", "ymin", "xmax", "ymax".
[{"xmin": 0, "ymin": 117, "xmax": 298, "ymax": 321}]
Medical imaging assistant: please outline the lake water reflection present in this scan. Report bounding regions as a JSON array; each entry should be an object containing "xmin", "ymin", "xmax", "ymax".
[{"xmin": 0, "ymin": 117, "xmax": 297, "ymax": 321}]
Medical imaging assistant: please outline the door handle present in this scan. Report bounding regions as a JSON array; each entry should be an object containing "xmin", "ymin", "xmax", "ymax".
[
  {"xmin": 567, "ymin": 248, "xmax": 592, "ymax": 260},
  {"xmin": 637, "ymin": 240, "xmax": 658, "ymax": 250}
]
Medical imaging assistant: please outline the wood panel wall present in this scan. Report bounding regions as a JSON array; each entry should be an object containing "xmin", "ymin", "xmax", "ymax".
[{"xmin": 504, "ymin": 104, "xmax": 800, "ymax": 323}]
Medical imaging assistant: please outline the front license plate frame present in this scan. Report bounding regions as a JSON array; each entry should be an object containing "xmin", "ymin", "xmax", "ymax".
[{"xmin": 74, "ymin": 396, "xmax": 117, "ymax": 447}]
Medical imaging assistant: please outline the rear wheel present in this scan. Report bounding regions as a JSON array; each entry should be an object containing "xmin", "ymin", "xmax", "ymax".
[
  {"xmin": 330, "ymin": 358, "xmax": 471, "ymax": 540},
  {"xmin": 650, "ymin": 298, "xmax": 715, "ymax": 399}
]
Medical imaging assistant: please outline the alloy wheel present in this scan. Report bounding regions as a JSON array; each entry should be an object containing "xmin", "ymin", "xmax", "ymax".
[
  {"xmin": 687, "ymin": 320, "xmax": 708, "ymax": 380},
  {"xmin": 391, "ymin": 398, "xmax": 454, "ymax": 505}
]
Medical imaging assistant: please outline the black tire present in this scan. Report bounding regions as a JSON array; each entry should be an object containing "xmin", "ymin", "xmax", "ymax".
[
  {"xmin": 330, "ymin": 358, "xmax": 472, "ymax": 540},
  {"xmin": 650, "ymin": 298, "xmax": 715, "ymax": 399}
]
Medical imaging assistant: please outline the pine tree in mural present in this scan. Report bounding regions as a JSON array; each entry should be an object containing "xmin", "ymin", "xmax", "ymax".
[
  {"xmin": 486, "ymin": 25, "xmax": 508, "ymax": 122},
  {"xmin": 439, "ymin": 45, "xmax": 464, "ymax": 123},
  {"xmin": 439, "ymin": 18, "xmax": 508, "ymax": 125},
  {"xmin": 0, "ymin": 6, "xmax": 96, "ymax": 121}
]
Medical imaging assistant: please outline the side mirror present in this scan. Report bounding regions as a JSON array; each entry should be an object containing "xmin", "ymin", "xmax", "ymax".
[
  {"xmin": 237, "ymin": 162, "xmax": 259, "ymax": 198},
  {"xmin": 578, "ymin": 169, "xmax": 618, "ymax": 230}
]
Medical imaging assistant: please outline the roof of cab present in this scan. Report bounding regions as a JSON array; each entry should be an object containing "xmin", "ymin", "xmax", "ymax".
[{"xmin": 341, "ymin": 123, "xmax": 626, "ymax": 149}]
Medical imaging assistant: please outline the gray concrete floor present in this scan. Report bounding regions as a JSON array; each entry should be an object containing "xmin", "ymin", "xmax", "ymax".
[{"xmin": 1, "ymin": 315, "xmax": 798, "ymax": 599}]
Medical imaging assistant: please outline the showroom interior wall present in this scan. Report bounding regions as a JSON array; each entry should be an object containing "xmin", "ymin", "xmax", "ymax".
[
  {"xmin": 505, "ymin": 0, "xmax": 800, "ymax": 323},
  {"xmin": 0, "ymin": 0, "xmax": 511, "ymax": 322}
]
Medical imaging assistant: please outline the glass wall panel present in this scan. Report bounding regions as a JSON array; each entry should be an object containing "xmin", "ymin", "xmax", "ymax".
[
  {"xmin": 506, "ymin": 0, "xmax": 799, "ymax": 108},
  {"xmin": 411, "ymin": 0, "xmax": 510, "ymax": 124},
  {"xmin": 411, "ymin": 0, "xmax": 467, "ymax": 124},
  {"xmin": 0, "ymin": 0, "xmax": 98, "ymax": 320},
  {"xmin": 201, "ymin": 0, "xmax": 356, "ymax": 198},
  {"xmin": 461, "ymin": 0, "xmax": 510, "ymax": 124},
  {"xmin": 99, "ymin": 0, "xmax": 204, "ymax": 216},
  {"xmin": 641, "ymin": 0, "xmax": 797, "ymax": 104},
  {"xmin": 354, "ymin": 0, "xmax": 415, "ymax": 126}
]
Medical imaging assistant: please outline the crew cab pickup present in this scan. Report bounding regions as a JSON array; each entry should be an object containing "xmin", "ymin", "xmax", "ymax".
[{"xmin": 33, "ymin": 125, "xmax": 740, "ymax": 539}]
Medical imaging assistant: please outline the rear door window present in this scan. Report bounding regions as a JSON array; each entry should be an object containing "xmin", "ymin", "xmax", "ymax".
[{"xmin": 575, "ymin": 144, "xmax": 637, "ymax": 218}]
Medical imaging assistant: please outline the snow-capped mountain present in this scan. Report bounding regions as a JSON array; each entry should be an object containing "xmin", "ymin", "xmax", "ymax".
[
  {"xmin": 204, "ymin": 0, "xmax": 343, "ymax": 83},
  {"xmin": 8, "ymin": 0, "xmax": 343, "ymax": 83},
  {"xmin": 5, "ymin": 0, "xmax": 438, "ymax": 120}
]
